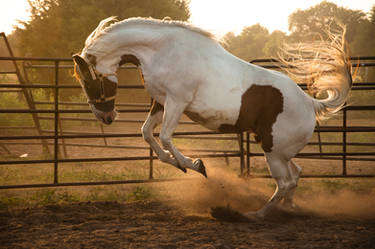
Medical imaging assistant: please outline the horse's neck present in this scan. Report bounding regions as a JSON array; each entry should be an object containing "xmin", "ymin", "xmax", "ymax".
[{"xmin": 94, "ymin": 24, "xmax": 168, "ymax": 65}]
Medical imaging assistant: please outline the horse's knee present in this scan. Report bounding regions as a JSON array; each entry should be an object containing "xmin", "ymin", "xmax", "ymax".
[
  {"xmin": 159, "ymin": 152, "xmax": 171, "ymax": 163},
  {"xmin": 290, "ymin": 161, "xmax": 302, "ymax": 179},
  {"xmin": 276, "ymin": 178, "xmax": 297, "ymax": 196},
  {"xmin": 159, "ymin": 134, "xmax": 171, "ymax": 150},
  {"xmin": 141, "ymin": 126, "xmax": 151, "ymax": 143}
]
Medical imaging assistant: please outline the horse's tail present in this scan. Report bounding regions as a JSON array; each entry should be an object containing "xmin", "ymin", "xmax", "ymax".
[{"xmin": 279, "ymin": 27, "xmax": 353, "ymax": 122}]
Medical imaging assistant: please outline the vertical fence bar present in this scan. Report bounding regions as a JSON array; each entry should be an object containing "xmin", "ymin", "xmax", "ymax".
[
  {"xmin": 246, "ymin": 132, "xmax": 250, "ymax": 176},
  {"xmin": 54, "ymin": 61, "xmax": 59, "ymax": 184},
  {"xmin": 342, "ymin": 107, "xmax": 347, "ymax": 175},
  {"xmin": 149, "ymin": 98, "xmax": 153, "ymax": 179},
  {"xmin": 52, "ymin": 63, "xmax": 67, "ymax": 158},
  {"xmin": 149, "ymin": 149, "xmax": 154, "ymax": 179},
  {"xmin": 239, "ymin": 132, "xmax": 244, "ymax": 175},
  {"xmin": 58, "ymin": 114, "xmax": 68, "ymax": 158}
]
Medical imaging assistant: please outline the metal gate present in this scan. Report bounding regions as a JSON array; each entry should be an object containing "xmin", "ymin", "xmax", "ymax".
[{"xmin": 0, "ymin": 33, "xmax": 374, "ymax": 189}]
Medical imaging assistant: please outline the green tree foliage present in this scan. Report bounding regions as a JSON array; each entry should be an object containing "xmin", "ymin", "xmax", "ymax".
[
  {"xmin": 224, "ymin": 1, "xmax": 374, "ymax": 63},
  {"xmin": 13, "ymin": 0, "xmax": 190, "ymax": 57},
  {"xmin": 222, "ymin": 25, "xmax": 287, "ymax": 61},
  {"xmin": 262, "ymin": 30, "xmax": 287, "ymax": 58},
  {"xmin": 349, "ymin": 6, "xmax": 375, "ymax": 56},
  {"xmin": 288, "ymin": 1, "xmax": 367, "ymax": 43}
]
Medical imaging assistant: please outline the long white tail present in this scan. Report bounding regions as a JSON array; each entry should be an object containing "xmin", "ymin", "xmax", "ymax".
[{"xmin": 279, "ymin": 27, "xmax": 353, "ymax": 121}]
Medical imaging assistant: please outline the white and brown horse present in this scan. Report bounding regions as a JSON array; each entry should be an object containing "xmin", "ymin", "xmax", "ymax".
[{"xmin": 73, "ymin": 17, "xmax": 352, "ymax": 218}]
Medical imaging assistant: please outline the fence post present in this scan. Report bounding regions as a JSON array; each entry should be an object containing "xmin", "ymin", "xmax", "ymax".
[
  {"xmin": 149, "ymin": 148, "xmax": 154, "ymax": 179},
  {"xmin": 149, "ymin": 98, "xmax": 153, "ymax": 179},
  {"xmin": 54, "ymin": 61, "xmax": 59, "ymax": 184},
  {"xmin": 342, "ymin": 107, "xmax": 347, "ymax": 175},
  {"xmin": 239, "ymin": 132, "xmax": 244, "ymax": 175},
  {"xmin": 246, "ymin": 132, "xmax": 250, "ymax": 176}
]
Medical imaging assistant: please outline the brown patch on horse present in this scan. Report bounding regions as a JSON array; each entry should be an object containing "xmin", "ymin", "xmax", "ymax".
[
  {"xmin": 150, "ymin": 100, "xmax": 164, "ymax": 116},
  {"xmin": 184, "ymin": 110, "xmax": 208, "ymax": 124},
  {"xmin": 219, "ymin": 85, "xmax": 283, "ymax": 152},
  {"xmin": 119, "ymin": 54, "xmax": 140, "ymax": 66},
  {"xmin": 119, "ymin": 54, "xmax": 145, "ymax": 85}
]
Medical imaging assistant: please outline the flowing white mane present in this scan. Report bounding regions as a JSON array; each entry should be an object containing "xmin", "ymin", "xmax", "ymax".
[{"xmin": 84, "ymin": 16, "xmax": 215, "ymax": 49}]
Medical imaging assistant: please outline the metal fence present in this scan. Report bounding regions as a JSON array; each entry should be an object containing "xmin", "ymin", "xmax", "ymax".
[
  {"xmin": 0, "ymin": 52, "xmax": 243, "ymax": 189},
  {"xmin": 0, "ymin": 46, "xmax": 374, "ymax": 189}
]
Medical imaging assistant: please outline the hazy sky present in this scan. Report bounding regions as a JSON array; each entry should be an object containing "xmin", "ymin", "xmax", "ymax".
[
  {"xmin": 0, "ymin": 0, "xmax": 373, "ymax": 36},
  {"xmin": 189, "ymin": 0, "xmax": 374, "ymax": 36}
]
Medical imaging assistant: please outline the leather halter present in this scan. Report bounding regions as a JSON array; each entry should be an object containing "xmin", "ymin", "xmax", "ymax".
[{"xmin": 77, "ymin": 63, "xmax": 117, "ymax": 104}]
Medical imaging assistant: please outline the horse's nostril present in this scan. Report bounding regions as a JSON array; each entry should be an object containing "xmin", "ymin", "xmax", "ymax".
[{"xmin": 106, "ymin": 117, "xmax": 113, "ymax": 124}]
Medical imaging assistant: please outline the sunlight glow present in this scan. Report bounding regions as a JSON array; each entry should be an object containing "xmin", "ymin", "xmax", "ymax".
[
  {"xmin": 0, "ymin": 0, "xmax": 30, "ymax": 34},
  {"xmin": 189, "ymin": 0, "xmax": 374, "ymax": 37},
  {"xmin": 0, "ymin": 0, "xmax": 373, "ymax": 36}
]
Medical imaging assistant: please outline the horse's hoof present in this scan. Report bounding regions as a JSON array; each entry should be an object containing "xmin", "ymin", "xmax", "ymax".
[
  {"xmin": 245, "ymin": 211, "xmax": 264, "ymax": 220},
  {"xmin": 194, "ymin": 159, "xmax": 207, "ymax": 178},
  {"xmin": 177, "ymin": 164, "xmax": 187, "ymax": 173}
]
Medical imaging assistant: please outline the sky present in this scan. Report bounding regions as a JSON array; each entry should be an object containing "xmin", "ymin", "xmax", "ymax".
[{"xmin": 0, "ymin": 0, "xmax": 373, "ymax": 36}]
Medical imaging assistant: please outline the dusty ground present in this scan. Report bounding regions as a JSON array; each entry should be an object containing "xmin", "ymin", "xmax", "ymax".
[
  {"xmin": 1, "ymin": 200, "xmax": 375, "ymax": 249},
  {"xmin": 1, "ymin": 114, "xmax": 374, "ymax": 248}
]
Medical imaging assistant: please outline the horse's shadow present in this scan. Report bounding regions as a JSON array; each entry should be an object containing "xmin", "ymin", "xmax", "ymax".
[{"xmin": 210, "ymin": 204, "xmax": 315, "ymax": 223}]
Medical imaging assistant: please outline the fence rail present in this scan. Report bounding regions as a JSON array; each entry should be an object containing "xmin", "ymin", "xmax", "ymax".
[{"xmin": 0, "ymin": 53, "xmax": 374, "ymax": 189}]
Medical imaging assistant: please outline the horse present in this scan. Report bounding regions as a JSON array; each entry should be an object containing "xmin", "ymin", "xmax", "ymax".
[{"xmin": 73, "ymin": 17, "xmax": 352, "ymax": 218}]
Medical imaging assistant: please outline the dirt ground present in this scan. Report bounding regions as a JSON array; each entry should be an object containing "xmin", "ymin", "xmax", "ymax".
[
  {"xmin": 1, "ymin": 199, "xmax": 375, "ymax": 249},
  {"xmin": 1, "ymin": 114, "xmax": 375, "ymax": 248}
]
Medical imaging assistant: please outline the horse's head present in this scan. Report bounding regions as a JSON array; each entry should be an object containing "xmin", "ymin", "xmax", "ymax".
[{"xmin": 73, "ymin": 54, "xmax": 118, "ymax": 125}]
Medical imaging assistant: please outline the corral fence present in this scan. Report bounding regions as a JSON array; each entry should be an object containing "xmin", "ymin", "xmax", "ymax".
[{"xmin": 0, "ymin": 33, "xmax": 374, "ymax": 189}]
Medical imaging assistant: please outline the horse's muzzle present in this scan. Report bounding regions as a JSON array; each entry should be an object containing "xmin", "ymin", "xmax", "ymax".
[
  {"xmin": 93, "ymin": 109, "xmax": 117, "ymax": 125},
  {"xmin": 105, "ymin": 115, "xmax": 113, "ymax": 125}
]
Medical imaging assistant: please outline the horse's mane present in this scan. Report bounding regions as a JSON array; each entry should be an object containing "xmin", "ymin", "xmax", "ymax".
[{"xmin": 85, "ymin": 17, "xmax": 216, "ymax": 49}]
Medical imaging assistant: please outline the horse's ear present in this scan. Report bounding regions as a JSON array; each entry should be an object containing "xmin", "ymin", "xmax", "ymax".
[
  {"xmin": 73, "ymin": 54, "xmax": 87, "ymax": 68},
  {"xmin": 73, "ymin": 54, "xmax": 92, "ymax": 80}
]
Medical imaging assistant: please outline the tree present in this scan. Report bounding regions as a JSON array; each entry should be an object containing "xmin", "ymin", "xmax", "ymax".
[
  {"xmin": 262, "ymin": 30, "xmax": 287, "ymax": 57},
  {"xmin": 223, "ymin": 24, "xmax": 270, "ymax": 61},
  {"xmin": 13, "ymin": 0, "xmax": 190, "ymax": 57},
  {"xmin": 288, "ymin": 1, "xmax": 367, "ymax": 43},
  {"xmin": 288, "ymin": 2, "xmax": 375, "ymax": 82}
]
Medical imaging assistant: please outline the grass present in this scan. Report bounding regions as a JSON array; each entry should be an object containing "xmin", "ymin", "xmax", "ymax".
[
  {"xmin": 0, "ymin": 159, "xmax": 180, "ymax": 211},
  {"xmin": 1, "ymin": 157, "xmax": 374, "ymax": 212},
  {"xmin": 0, "ymin": 185, "xmax": 156, "ymax": 211}
]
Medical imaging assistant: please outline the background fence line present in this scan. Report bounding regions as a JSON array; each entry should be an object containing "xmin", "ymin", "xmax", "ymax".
[{"xmin": 0, "ymin": 51, "xmax": 374, "ymax": 189}]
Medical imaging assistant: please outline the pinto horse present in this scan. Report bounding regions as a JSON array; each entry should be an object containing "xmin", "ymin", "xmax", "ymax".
[{"xmin": 73, "ymin": 17, "xmax": 352, "ymax": 218}]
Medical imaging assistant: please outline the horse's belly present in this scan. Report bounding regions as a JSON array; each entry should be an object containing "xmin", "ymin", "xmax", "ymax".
[{"xmin": 184, "ymin": 92, "xmax": 241, "ymax": 130}]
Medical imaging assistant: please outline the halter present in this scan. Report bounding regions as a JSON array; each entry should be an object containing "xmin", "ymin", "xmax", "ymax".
[{"xmin": 78, "ymin": 63, "xmax": 118, "ymax": 105}]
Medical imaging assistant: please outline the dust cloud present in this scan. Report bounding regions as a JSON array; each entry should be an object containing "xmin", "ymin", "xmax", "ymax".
[
  {"xmin": 159, "ymin": 162, "xmax": 270, "ymax": 215},
  {"xmin": 157, "ymin": 160, "xmax": 375, "ymax": 219},
  {"xmin": 297, "ymin": 189, "xmax": 375, "ymax": 219}
]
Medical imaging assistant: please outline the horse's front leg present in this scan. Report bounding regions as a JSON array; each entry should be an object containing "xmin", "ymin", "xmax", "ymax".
[
  {"xmin": 141, "ymin": 101, "xmax": 186, "ymax": 173},
  {"xmin": 159, "ymin": 96, "xmax": 207, "ymax": 177}
]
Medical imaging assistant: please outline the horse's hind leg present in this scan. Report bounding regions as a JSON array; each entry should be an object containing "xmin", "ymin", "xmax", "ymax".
[
  {"xmin": 248, "ymin": 152, "xmax": 297, "ymax": 218},
  {"xmin": 283, "ymin": 160, "xmax": 302, "ymax": 208}
]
